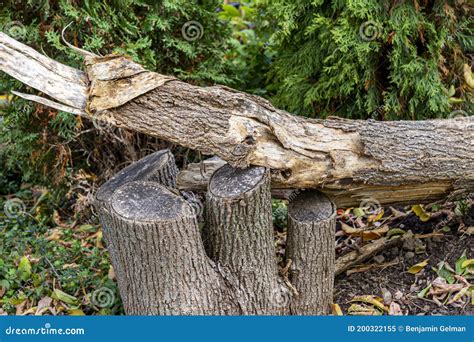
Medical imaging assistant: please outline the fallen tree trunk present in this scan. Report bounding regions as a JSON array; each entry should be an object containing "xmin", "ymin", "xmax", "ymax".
[{"xmin": 1, "ymin": 32, "xmax": 473, "ymax": 206}]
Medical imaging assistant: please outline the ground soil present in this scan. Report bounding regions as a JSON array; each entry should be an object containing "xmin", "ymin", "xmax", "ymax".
[{"xmin": 334, "ymin": 207, "xmax": 474, "ymax": 315}]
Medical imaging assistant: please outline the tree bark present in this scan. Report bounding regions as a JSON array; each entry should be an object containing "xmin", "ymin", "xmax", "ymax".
[
  {"xmin": 94, "ymin": 149, "xmax": 178, "ymax": 307},
  {"xmin": 205, "ymin": 164, "xmax": 289, "ymax": 315},
  {"xmin": 1, "ymin": 32, "xmax": 473, "ymax": 206},
  {"xmin": 285, "ymin": 190, "xmax": 336, "ymax": 315},
  {"xmin": 108, "ymin": 181, "xmax": 237, "ymax": 315}
]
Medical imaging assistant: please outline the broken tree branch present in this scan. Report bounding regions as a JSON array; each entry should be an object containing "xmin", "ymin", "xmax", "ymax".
[{"xmin": 1, "ymin": 32, "xmax": 473, "ymax": 206}]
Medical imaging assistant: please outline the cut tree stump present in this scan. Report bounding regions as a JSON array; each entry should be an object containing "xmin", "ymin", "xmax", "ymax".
[
  {"xmin": 285, "ymin": 191, "xmax": 336, "ymax": 315},
  {"xmin": 94, "ymin": 149, "xmax": 178, "ymax": 307},
  {"xmin": 205, "ymin": 164, "xmax": 289, "ymax": 314},
  {"xmin": 96, "ymin": 160, "xmax": 341, "ymax": 315},
  {"xmin": 108, "ymin": 181, "xmax": 237, "ymax": 315},
  {"xmin": 1, "ymin": 32, "xmax": 473, "ymax": 206}
]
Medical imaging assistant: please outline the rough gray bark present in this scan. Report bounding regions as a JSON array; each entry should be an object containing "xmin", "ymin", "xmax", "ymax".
[
  {"xmin": 285, "ymin": 191, "xmax": 336, "ymax": 315},
  {"xmin": 109, "ymin": 181, "xmax": 237, "ymax": 315},
  {"xmin": 95, "ymin": 156, "xmax": 338, "ymax": 315},
  {"xmin": 205, "ymin": 164, "xmax": 290, "ymax": 314},
  {"xmin": 1, "ymin": 32, "xmax": 473, "ymax": 206},
  {"xmin": 94, "ymin": 149, "xmax": 177, "ymax": 308}
]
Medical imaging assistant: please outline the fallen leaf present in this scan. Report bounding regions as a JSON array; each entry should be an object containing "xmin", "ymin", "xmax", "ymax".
[
  {"xmin": 349, "ymin": 295, "xmax": 388, "ymax": 312},
  {"xmin": 341, "ymin": 223, "xmax": 388, "ymax": 241},
  {"xmin": 17, "ymin": 256, "xmax": 32, "ymax": 281},
  {"xmin": 417, "ymin": 285, "xmax": 431, "ymax": 298},
  {"xmin": 436, "ymin": 261, "xmax": 456, "ymax": 284},
  {"xmin": 36, "ymin": 296, "xmax": 52, "ymax": 315},
  {"xmin": 362, "ymin": 225, "xmax": 389, "ymax": 241},
  {"xmin": 389, "ymin": 302, "xmax": 402, "ymax": 315},
  {"xmin": 353, "ymin": 208, "xmax": 365, "ymax": 218},
  {"xmin": 331, "ymin": 303, "xmax": 343, "ymax": 316},
  {"xmin": 412, "ymin": 204, "xmax": 430, "ymax": 222},
  {"xmin": 69, "ymin": 309, "xmax": 85, "ymax": 316},
  {"xmin": 15, "ymin": 300, "xmax": 27, "ymax": 315},
  {"xmin": 448, "ymin": 287, "xmax": 469, "ymax": 304},
  {"xmin": 368, "ymin": 209, "xmax": 384, "ymax": 223},
  {"xmin": 51, "ymin": 289, "xmax": 78, "ymax": 305},
  {"xmin": 461, "ymin": 259, "xmax": 474, "ymax": 269},
  {"xmin": 347, "ymin": 303, "xmax": 382, "ymax": 315},
  {"xmin": 407, "ymin": 259, "xmax": 429, "ymax": 274},
  {"xmin": 341, "ymin": 222, "xmax": 361, "ymax": 235},
  {"xmin": 22, "ymin": 307, "xmax": 36, "ymax": 315},
  {"xmin": 386, "ymin": 228, "xmax": 406, "ymax": 239},
  {"xmin": 394, "ymin": 290, "xmax": 404, "ymax": 300},
  {"xmin": 45, "ymin": 228, "xmax": 63, "ymax": 241},
  {"xmin": 389, "ymin": 207, "xmax": 407, "ymax": 218}
]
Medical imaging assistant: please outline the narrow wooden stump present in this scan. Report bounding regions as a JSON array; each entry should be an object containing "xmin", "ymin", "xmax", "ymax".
[
  {"xmin": 94, "ymin": 149, "xmax": 178, "ymax": 307},
  {"xmin": 109, "ymin": 181, "xmax": 236, "ymax": 315},
  {"xmin": 205, "ymin": 164, "xmax": 288, "ymax": 315},
  {"xmin": 285, "ymin": 190, "xmax": 336, "ymax": 315}
]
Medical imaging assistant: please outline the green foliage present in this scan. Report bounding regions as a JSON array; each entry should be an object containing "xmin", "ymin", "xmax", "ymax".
[
  {"xmin": 218, "ymin": 1, "xmax": 274, "ymax": 95},
  {"xmin": 0, "ymin": 189, "xmax": 122, "ymax": 315},
  {"xmin": 0, "ymin": 0, "xmax": 240, "ymax": 188},
  {"xmin": 272, "ymin": 199, "xmax": 287, "ymax": 230},
  {"xmin": 0, "ymin": 0, "xmax": 235, "ymax": 82},
  {"xmin": 257, "ymin": 0, "xmax": 473, "ymax": 119}
]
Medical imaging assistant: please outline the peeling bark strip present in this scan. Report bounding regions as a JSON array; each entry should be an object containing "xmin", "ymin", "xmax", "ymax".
[
  {"xmin": 285, "ymin": 191, "xmax": 336, "ymax": 315},
  {"xmin": 1, "ymin": 32, "xmax": 473, "ymax": 206}
]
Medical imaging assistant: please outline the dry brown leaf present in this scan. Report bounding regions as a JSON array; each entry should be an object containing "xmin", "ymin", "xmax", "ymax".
[
  {"xmin": 36, "ymin": 296, "xmax": 52, "ymax": 315},
  {"xmin": 362, "ymin": 225, "xmax": 389, "ymax": 241},
  {"xmin": 347, "ymin": 303, "xmax": 382, "ymax": 315},
  {"xmin": 46, "ymin": 228, "xmax": 63, "ymax": 241},
  {"xmin": 349, "ymin": 295, "xmax": 388, "ymax": 312},
  {"xmin": 448, "ymin": 287, "xmax": 469, "ymax": 305},
  {"xmin": 389, "ymin": 207, "xmax": 407, "ymax": 218},
  {"xmin": 341, "ymin": 223, "xmax": 389, "ymax": 241},
  {"xmin": 15, "ymin": 300, "xmax": 27, "ymax": 315}
]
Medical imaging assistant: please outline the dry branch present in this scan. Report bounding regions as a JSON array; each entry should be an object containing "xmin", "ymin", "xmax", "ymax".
[{"xmin": 1, "ymin": 32, "xmax": 473, "ymax": 206}]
